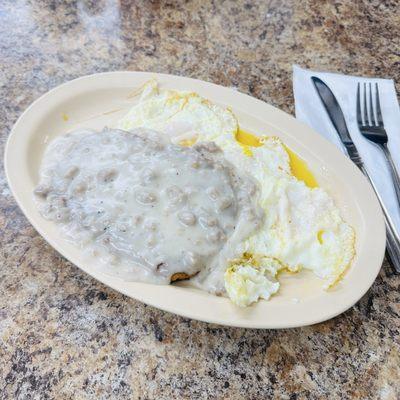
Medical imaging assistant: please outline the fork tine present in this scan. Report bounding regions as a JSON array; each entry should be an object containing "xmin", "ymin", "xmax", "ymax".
[
  {"xmin": 375, "ymin": 83, "xmax": 384, "ymax": 126},
  {"xmin": 363, "ymin": 82, "xmax": 369, "ymax": 125},
  {"xmin": 368, "ymin": 83, "xmax": 376, "ymax": 125},
  {"xmin": 356, "ymin": 83, "xmax": 363, "ymax": 126}
]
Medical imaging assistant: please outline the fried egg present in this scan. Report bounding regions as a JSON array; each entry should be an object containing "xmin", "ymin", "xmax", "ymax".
[
  {"xmin": 224, "ymin": 255, "xmax": 281, "ymax": 307},
  {"xmin": 116, "ymin": 81, "xmax": 355, "ymax": 307},
  {"xmin": 118, "ymin": 79, "xmax": 238, "ymax": 145}
]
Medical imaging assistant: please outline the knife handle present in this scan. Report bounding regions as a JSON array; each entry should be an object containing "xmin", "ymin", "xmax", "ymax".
[
  {"xmin": 358, "ymin": 164, "xmax": 400, "ymax": 273},
  {"xmin": 386, "ymin": 229, "xmax": 400, "ymax": 273}
]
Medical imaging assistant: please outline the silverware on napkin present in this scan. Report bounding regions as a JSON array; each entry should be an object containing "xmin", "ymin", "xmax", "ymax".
[
  {"xmin": 311, "ymin": 76, "xmax": 400, "ymax": 273},
  {"xmin": 356, "ymin": 82, "xmax": 400, "ymax": 205}
]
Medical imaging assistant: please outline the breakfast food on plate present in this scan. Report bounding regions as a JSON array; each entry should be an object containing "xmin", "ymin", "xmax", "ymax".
[
  {"xmin": 35, "ymin": 128, "xmax": 263, "ymax": 286},
  {"xmin": 34, "ymin": 80, "xmax": 355, "ymax": 307}
]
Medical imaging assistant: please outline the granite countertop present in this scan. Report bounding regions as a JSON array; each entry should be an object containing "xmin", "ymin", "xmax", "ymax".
[{"xmin": 1, "ymin": 1, "xmax": 399, "ymax": 399}]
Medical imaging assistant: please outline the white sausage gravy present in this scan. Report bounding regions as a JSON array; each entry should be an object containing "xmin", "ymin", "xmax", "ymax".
[{"xmin": 34, "ymin": 128, "xmax": 263, "ymax": 294}]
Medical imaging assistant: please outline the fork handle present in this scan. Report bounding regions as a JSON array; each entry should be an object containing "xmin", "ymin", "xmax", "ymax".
[
  {"xmin": 386, "ymin": 228, "xmax": 400, "ymax": 273},
  {"xmin": 382, "ymin": 143, "xmax": 400, "ymax": 206},
  {"xmin": 359, "ymin": 163, "xmax": 400, "ymax": 273}
]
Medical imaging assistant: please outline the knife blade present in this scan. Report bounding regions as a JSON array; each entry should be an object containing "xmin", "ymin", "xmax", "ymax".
[
  {"xmin": 311, "ymin": 77, "xmax": 363, "ymax": 167},
  {"xmin": 311, "ymin": 76, "xmax": 400, "ymax": 272}
]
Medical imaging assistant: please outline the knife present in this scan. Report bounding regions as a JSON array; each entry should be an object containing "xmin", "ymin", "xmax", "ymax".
[{"xmin": 311, "ymin": 76, "xmax": 400, "ymax": 273}]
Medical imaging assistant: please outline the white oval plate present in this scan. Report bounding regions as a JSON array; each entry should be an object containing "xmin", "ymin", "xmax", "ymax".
[{"xmin": 5, "ymin": 72, "xmax": 386, "ymax": 329}]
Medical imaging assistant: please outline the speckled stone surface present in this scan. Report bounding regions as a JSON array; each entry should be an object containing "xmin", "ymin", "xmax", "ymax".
[{"xmin": 1, "ymin": 1, "xmax": 399, "ymax": 399}]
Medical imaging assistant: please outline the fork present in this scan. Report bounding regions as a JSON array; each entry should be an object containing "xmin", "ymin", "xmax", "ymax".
[{"xmin": 357, "ymin": 82, "xmax": 400, "ymax": 204}]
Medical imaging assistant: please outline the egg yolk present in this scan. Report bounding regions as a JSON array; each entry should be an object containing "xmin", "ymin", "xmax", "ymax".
[
  {"xmin": 179, "ymin": 138, "xmax": 197, "ymax": 147},
  {"xmin": 283, "ymin": 145, "xmax": 318, "ymax": 188},
  {"xmin": 235, "ymin": 128, "xmax": 318, "ymax": 188},
  {"xmin": 236, "ymin": 128, "xmax": 263, "ymax": 147},
  {"xmin": 235, "ymin": 128, "xmax": 263, "ymax": 157},
  {"xmin": 317, "ymin": 230, "xmax": 324, "ymax": 244}
]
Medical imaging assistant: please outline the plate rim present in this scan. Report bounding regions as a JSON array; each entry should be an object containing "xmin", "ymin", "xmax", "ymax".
[{"xmin": 4, "ymin": 71, "xmax": 386, "ymax": 329}]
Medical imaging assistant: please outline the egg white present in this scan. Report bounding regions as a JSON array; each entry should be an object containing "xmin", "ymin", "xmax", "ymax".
[
  {"xmin": 118, "ymin": 79, "xmax": 238, "ymax": 145},
  {"xmin": 224, "ymin": 256, "xmax": 281, "ymax": 307}
]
